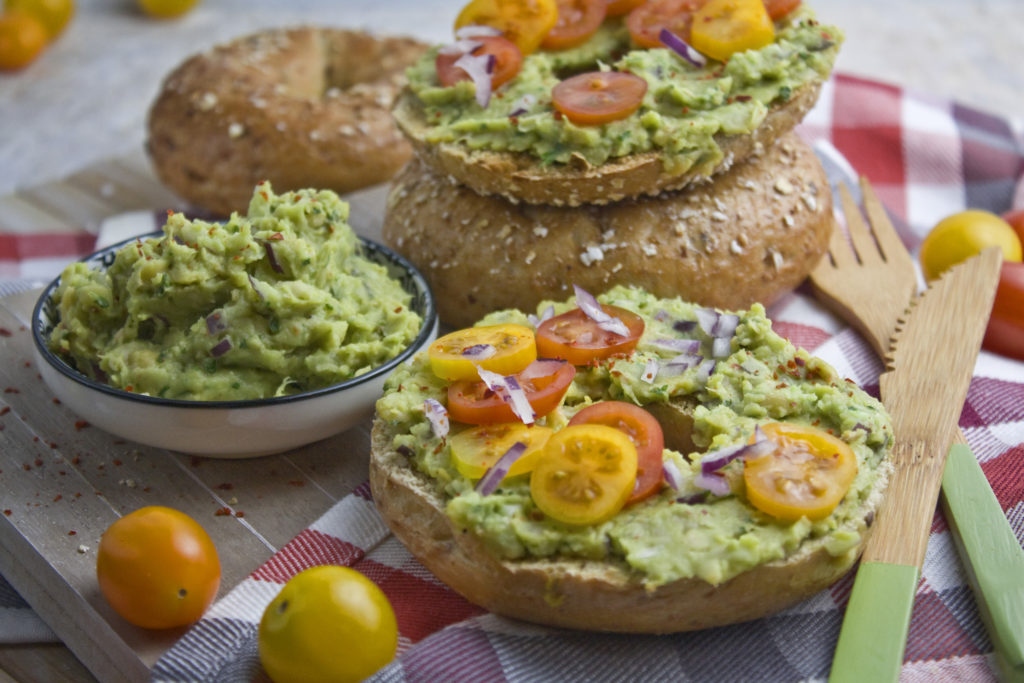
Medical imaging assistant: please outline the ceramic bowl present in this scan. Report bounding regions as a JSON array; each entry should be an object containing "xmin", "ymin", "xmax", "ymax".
[{"xmin": 32, "ymin": 234, "xmax": 437, "ymax": 458}]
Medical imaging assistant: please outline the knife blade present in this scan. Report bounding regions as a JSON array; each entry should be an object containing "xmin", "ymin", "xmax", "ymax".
[{"xmin": 829, "ymin": 247, "xmax": 1003, "ymax": 683}]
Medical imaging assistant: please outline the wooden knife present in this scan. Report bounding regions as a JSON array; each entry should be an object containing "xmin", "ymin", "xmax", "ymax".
[{"xmin": 829, "ymin": 247, "xmax": 1003, "ymax": 683}]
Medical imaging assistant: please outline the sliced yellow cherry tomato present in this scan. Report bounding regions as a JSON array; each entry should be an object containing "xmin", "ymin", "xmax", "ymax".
[
  {"xmin": 454, "ymin": 0, "xmax": 559, "ymax": 55},
  {"xmin": 690, "ymin": 0, "xmax": 775, "ymax": 62},
  {"xmin": 743, "ymin": 422, "xmax": 857, "ymax": 522},
  {"xmin": 428, "ymin": 323, "xmax": 537, "ymax": 381},
  {"xmin": 450, "ymin": 422, "xmax": 553, "ymax": 479},
  {"xmin": 919, "ymin": 209, "xmax": 1022, "ymax": 282},
  {"xmin": 530, "ymin": 424, "xmax": 638, "ymax": 525}
]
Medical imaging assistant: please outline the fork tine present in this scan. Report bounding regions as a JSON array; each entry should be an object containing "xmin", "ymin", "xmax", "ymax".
[
  {"xmin": 860, "ymin": 177, "xmax": 915, "ymax": 269},
  {"xmin": 839, "ymin": 183, "xmax": 878, "ymax": 264}
]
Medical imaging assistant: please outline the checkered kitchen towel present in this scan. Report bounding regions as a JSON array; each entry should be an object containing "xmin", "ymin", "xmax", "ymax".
[{"xmin": 18, "ymin": 72, "xmax": 1022, "ymax": 681}]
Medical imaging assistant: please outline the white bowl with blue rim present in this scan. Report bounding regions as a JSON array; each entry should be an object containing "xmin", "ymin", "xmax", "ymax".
[{"xmin": 32, "ymin": 234, "xmax": 438, "ymax": 458}]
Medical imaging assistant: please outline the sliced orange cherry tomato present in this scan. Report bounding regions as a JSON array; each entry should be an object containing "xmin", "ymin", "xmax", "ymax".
[
  {"xmin": 454, "ymin": 0, "xmax": 559, "ymax": 55},
  {"xmin": 569, "ymin": 401, "xmax": 665, "ymax": 504},
  {"xmin": 626, "ymin": 0, "xmax": 708, "ymax": 49},
  {"xmin": 541, "ymin": 0, "xmax": 607, "ymax": 50},
  {"xmin": 743, "ymin": 422, "xmax": 857, "ymax": 522},
  {"xmin": 436, "ymin": 35, "xmax": 524, "ymax": 89},
  {"xmin": 96, "ymin": 506, "xmax": 221, "ymax": 629},
  {"xmin": 530, "ymin": 424, "xmax": 639, "ymax": 525},
  {"xmin": 450, "ymin": 422, "xmax": 553, "ymax": 479},
  {"xmin": 536, "ymin": 304, "xmax": 645, "ymax": 364},
  {"xmin": 428, "ymin": 323, "xmax": 537, "ymax": 381},
  {"xmin": 690, "ymin": 0, "xmax": 775, "ymax": 62},
  {"xmin": 447, "ymin": 359, "xmax": 576, "ymax": 424},
  {"xmin": 0, "ymin": 11, "xmax": 47, "ymax": 70},
  {"xmin": 605, "ymin": 0, "xmax": 645, "ymax": 18},
  {"xmin": 552, "ymin": 70, "xmax": 648, "ymax": 125},
  {"xmin": 762, "ymin": 0, "xmax": 801, "ymax": 20}
]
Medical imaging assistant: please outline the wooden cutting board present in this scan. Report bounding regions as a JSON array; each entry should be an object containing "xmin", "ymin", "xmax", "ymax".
[{"xmin": 0, "ymin": 152, "xmax": 393, "ymax": 682}]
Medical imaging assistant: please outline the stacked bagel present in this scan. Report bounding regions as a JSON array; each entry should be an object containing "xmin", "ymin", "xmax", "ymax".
[{"xmin": 383, "ymin": 3, "xmax": 840, "ymax": 327}]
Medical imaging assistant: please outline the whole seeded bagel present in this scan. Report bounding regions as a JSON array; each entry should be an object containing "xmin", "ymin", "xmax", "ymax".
[
  {"xmin": 147, "ymin": 27, "xmax": 426, "ymax": 216},
  {"xmin": 383, "ymin": 132, "xmax": 832, "ymax": 328}
]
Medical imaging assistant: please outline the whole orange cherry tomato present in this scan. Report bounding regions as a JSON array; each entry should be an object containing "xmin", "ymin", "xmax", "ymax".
[
  {"xmin": 541, "ymin": 0, "xmax": 607, "ymax": 51},
  {"xmin": 96, "ymin": 506, "xmax": 221, "ymax": 629},
  {"xmin": 0, "ymin": 11, "xmax": 47, "ymax": 70}
]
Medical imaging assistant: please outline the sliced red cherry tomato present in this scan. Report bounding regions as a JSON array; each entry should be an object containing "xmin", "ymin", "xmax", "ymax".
[
  {"xmin": 626, "ymin": 0, "xmax": 708, "ymax": 49},
  {"xmin": 447, "ymin": 360, "xmax": 576, "ymax": 424},
  {"xmin": 982, "ymin": 261, "xmax": 1024, "ymax": 361},
  {"xmin": 743, "ymin": 422, "xmax": 857, "ymax": 522},
  {"xmin": 690, "ymin": 0, "xmax": 775, "ymax": 62},
  {"xmin": 541, "ymin": 0, "xmax": 607, "ymax": 50},
  {"xmin": 568, "ymin": 401, "xmax": 665, "ymax": 504},
  {"xmin": 605, "ymin": 0, "xmax": 645, "ymax": 18},
  {"xmin": 428, "ymin": 323, "xmax": 537, "ymax": 381},
  {"xmin": 536, "ymin": 304, "xmax": 645, "ymax": 364},
  {"xmin": 449, "ymin": 422, "xmax": 553, "ymax": 479},
  {"xmin": 530, "ymin": 424, "xmax": 638, "ymax": 525},
  {"xmin": 762, "ymin": 0, "xmax": 801, "ymax": 19},
  {"xmin": 552, "ymin": 70, "xmax": 648, "ymax": 125},
  {"xmin": 454, "ymin": 0, "xmax": 559, "ymax": 55},
  {"xmin": 436, "ymin": 35, "xmax": 523, "ymax": 89}
]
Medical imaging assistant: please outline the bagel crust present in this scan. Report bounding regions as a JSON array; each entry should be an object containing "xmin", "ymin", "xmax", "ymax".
[
  {"xmin": 370, "ymin": 415, "xmax": 888, "ymax": 633},
  {"xmin": 147, "ymin": 27, "xmax": 426, "ymax": 216},
  {"xmin": 384, "ymin": 132, "xmax": 832, "ymax": 328},
  {"xmin": 392, "ymin": 81, "xmax": 822, "ymax": 207}
]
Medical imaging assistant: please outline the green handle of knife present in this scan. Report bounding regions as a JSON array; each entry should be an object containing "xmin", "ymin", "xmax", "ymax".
[
  {"xmin": 941, "ymin": 442, "xmax": 1024, "ymax": 682},
  {"xmin": 829, "ymin": 562, "xmax": 919, "ymax": 683}
]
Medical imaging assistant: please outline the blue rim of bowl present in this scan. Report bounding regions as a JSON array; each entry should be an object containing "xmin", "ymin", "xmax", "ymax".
[{"xmin": 32, "ymin": 231, "xmax": 437, "ymax": 409}]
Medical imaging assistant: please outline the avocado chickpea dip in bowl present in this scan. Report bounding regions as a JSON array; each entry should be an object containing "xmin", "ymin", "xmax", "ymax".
[{"xmin": 31, "ymin": 184, "xmax": 438, "ymax": 457}]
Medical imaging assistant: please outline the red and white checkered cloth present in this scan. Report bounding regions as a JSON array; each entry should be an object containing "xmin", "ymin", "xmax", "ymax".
[{"xmin": 6, "ymin": 72, "xmax": 1023, "ymax": 681}]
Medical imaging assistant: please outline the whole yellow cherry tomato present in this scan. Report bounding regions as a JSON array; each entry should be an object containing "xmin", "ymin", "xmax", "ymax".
[
  {"xmin": 919, "ymin": 209, "xmax": 1022, "ymax": 282},
  {"xmin": 4, "ymin": 0, "xmax": 74, "ymax": 39},
  {"xmin": 259, "ymin": 565, "xmax": 398, "ymax": 683},
  {"xmin": 428, "ymin": 323, "xmax": 537, "ymax": 381},
  {"xmin": 137, "ymin": 0, "xmax": 198, "ymax": 19},
  {"xmin": 96, "ymin": 506, "xmax": 221, "ymax": 629},
  {"xmin": 530, "ymin": 424, "xmax": 638, "ymax": 525},
  {"xmin": 690, "ymin": 0, "xmax": 775, "ymax": 62},
  {"xmin": 449, "ymin": 422, "xmax": 553, "ymax": 479},
  {"xmin": 743, "ymin": 422, "xmax": 857, "ymax": 522},
  {"xmin": 0, "ymin": 11, "xmax": 47, "ymax": 70},
  {"xmin": 455, "ymin": 0, "xmax": 559, "ymax": 55}
]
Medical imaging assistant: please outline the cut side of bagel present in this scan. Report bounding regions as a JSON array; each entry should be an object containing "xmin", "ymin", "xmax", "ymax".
[
  {"xmin": 392, "ymin": 81, "xmax": 822, "ymax": 207},
  {"xmin": 384, "ymin": 131, "xmax": 832, "ymax": 329}
]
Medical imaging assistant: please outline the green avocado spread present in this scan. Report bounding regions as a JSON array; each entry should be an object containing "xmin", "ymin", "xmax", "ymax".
[
  {"xmin": 48, "ymin": 183, "xmax": 422, "ymax": 401},
  {"xmin": 406, "ymin": 8, "xmax": 842, "ymax": 171},
  {"xmin": 375, "ymin": 287, "xmax": 892, "ymax": 588}
]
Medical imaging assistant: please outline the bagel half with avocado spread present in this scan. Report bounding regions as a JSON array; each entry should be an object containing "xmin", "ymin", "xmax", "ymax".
[
  {"xmin": 370, "ymin": 286, "xmax": 893, "ymax": 633},
  {"xmin": 392, "ymin": 1, "xmax": 841, "ymax": 206}
]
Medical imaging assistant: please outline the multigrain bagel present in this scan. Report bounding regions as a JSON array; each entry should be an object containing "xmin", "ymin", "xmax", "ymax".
[
  {"xmin": 392, "ymin": 81, "xmax": 822, "ymax": 207},
  {"xmin": 146, "ymin": 27, "xmax": 426, "ymax": 216},
  {"xmin": 384, "ymin": 132, "xmax": 832, "ymax": 328},
  {"xmin": 370, "ymin": 288, "xmax": 894, "ymax": 633}
]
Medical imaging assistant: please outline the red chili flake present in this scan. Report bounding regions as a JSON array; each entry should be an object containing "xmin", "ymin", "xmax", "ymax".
[
  {"xmin": 23, "ymin": 361, "xmax": 30, "ymax": 368},
  {"xmin": 74, "ymin": 420, "xmax": 89, "ymax": 431},
  {"xmin": 267, "ymin": 232, "xmax": 284, "ymax": 241},
  {"xmin": 215, "ymin": 507, "xmax": 232, "ymax": 516},
  {"xmin": 821, "ymin": 31, "xmax": 832, "ymax": 40},
  {"xmin": 735, "ymin": 95, "xmax": 752, "ymax": 102},
  {"xmin": 288, "ymin": 480, "xmax": 305, "ymax": 487},
  {"xmin": 53, "ymin": 494, "xmax": 62, "ymax": 502},
  {"xmin": 813, "ymin": 418, "xmax": 821, "ymax": 426},
  {"xmin": 112, "ymin": 459, "xmax": 122, "ymax": 466},
  {"xmin": 3, "ymin": 510, "xmax": 10, "ymax": 516},
  {"xmin": 0, "ymin": 406, "xmax": 9, "ymax": 416},
  {"xmin": 34, "ymin": 458, "xmax": 42, "ymax": 467},
  {"xmin": 167, "ymin": 209, "xmax": 175, "ymax": 217},
  {"xmin": 553, "ymin": 110, "xmax": 564, "ymax": 121},
  {"xmin": 75, "ymin": 492, "xmax": 82, "ymax": 498},
  {"xmin": 234, "ymin": 511, "xmax": 245, "ymax": 518},
  {"xmin": 681, "ymin": 106, "xmax": 689, "ymax": 114},
  {"xmin": 68, "ymin": 530, "xmax": 77, "ymax": 536},
  {"xmin": 22, "ymin": 463, "xmax": 31, "ymax": 471},
  {"xmin": 4, "ymin": 387, "xmax": 19, "ymax": 394},
  {"xmin": 59, "ymin": 471, "xmax": 66, "ymax": 475},
  {"xmin": 394, "ymin": 306, "xmax": 403, "ymax": 313},
  {"xmin": 776, "ymin": 383, "xmax": 787, "ymax": 389},
  {"xmin": 142, "ymin": 487, "xmax": 151, "ymax": 492},
  {"xmin": 215, "ymin": 482, "xmax": 234, "ymax": 490},
  {"xmin": 52, "ymin": 398, "xmax": 61, "ymax": 404},
  {"xmin": 0, "ymin": 328, "xmax": 11, "ymax": 337},
  {"xmin": 48, "ymin": 441, "xmax": 58, "ymax": 449},
  {"xmin": 260, "ymin": 190, "xmax": 270, "ymax": 201},
  {"xmin": 33, "ymin": 436, "xmax": 39, "ymax": 442}
]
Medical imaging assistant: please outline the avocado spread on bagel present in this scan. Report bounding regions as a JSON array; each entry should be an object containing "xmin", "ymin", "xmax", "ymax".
[{"xmin": 374, "ymin": 287, "xmax": 892, "ymax": 588}]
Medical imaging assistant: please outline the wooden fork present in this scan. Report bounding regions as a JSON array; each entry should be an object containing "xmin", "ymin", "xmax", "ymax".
[{"xmin": 809, "ymin": 177, "xmax": 1024, "ymax": 680}]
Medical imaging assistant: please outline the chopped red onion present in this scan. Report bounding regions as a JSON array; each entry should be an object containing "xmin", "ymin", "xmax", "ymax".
[
  {"xmin": 654, "ymin": 309, "xmax": 670, "ymax": 322},
  {"xmin": 694, "ymin": 471, "xmax": 730, "ymax": 496},
  {"xmin": 423, "ymin": 398, "xmax": 450, "ymax": 439},
  {"xmin": 713, "ymin": 313, "xmax": 740, "ymax": 338},
  {"xmin": 461, "ymin": 344, "xmax": 497, "ymax": 360},
  {"xmin": 454, "ymin": 52, "xmax": 495, "ymax": 108},
  {"xmin": 210, "ymin": 338, "xmax": 232, "ymax": 357},
  {"xmin": 652, "ymin": 338, "xmax": 701, "ymax": 354},
  {"xmin": 206, "ymin": 311, "xmax": 227, "ymax": 335},
  {"xmin": 695, "ymin": 359, "xmax": 717, "ymax": 383},
  {"xmin": 262, "ymin": 241, "xmax": 283, "ymax": 274},
  {"xmin": 673, "ymin": 319, "xmax": 697, "ymax": 334},
  {"xmin": 695, "ymin": 308, "xmax": 719, "ymax": 336},
  {"xmin": 711, "ymin": 336, "xmax": 732, "ymax": 358},
  {"xmin": 667, "ymin": 351, "xmax": 703, "ymax": 369},
  {"xmin": 475, "ymin": 441, "xmax": 527, "ymax": 495},
  {"xmin": 438, "ymin": 39, "xmax": 483, "ymax": 55},
  {"xmin": 659, "ymin": 28, "xmax": 707, "ymax": 68},
  {"xmin": 247, "ymin": 273, "xmax": 265, "ymax": 301},
  {"xmin": 527, "ymin": 304, "xmax": 555, "ymax": 328},
  {"xmin": 641, "ymin": 359, "xmax": 659, "ymax": 384},
  {"xmin": 477, "ymin": 367, "xmax": 535, "ymax": 424},
  {"xmin": 699, "ymin": 426, "xmax": 773, "ymax": 476},
  {"xmin": 573, "ymin": 285, "xmax": 630, "ymax": 337},
  {"xmin": 508, "ymin": 93, "xmax": 537, "ymax": 117},
  {"xmin": 455, "ymin": 24, "xmax": 503, "ymax": 39},
  {"xmin": 662, "ymin": 459, "xmax": 684, "ymax": 491},
  {"xmin": 676, "ymin": 492, "xmax": 709, "ymax": 505}
]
